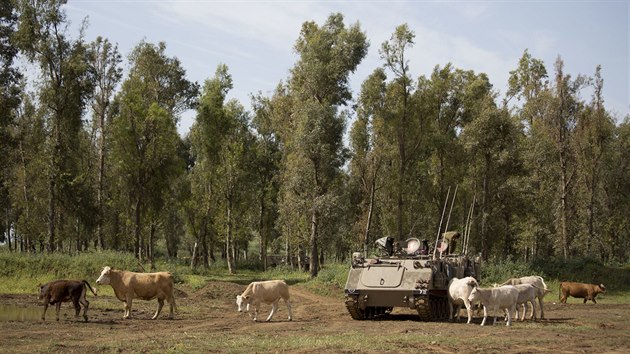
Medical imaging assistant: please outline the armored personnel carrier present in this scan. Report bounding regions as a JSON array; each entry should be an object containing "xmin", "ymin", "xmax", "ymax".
[{"xmin": 344, "ymin": 232, "xmax": 480, "ymax": 321}]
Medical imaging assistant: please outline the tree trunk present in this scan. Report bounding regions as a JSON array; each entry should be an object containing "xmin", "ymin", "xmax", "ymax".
[
  {"xmin": 46, "ymin": 175, "xmax": 56, "ymax": 253},
  {"xmin": 559, "ymin": 149, "xmax": 569, "ymax": 259},
  {"xmin": 363, "ymin": 178, "xmax": 376, "ymax": 258},
  {"xmin": 259, "ymin": 197, "xmax": 267, "ymax": 270},
  {"xmin": 480, "ymin": 154, "xmax": 490, "ymax": 260},
  {"xmin": 190, "ymin": 241, "xmax": 198, "ymax": 270},
  {"xmin": 134, "ymin": 195, "xmax": 142, "ymax": 261},
  {"xmin": 96, "ymin": 113, "xmax": 106, "ymax": 250},
  {"xmin": 5, "ymin": 207, "xmax": 12, "ymax": 252},
  {"xmin": 226, "ymin": 197, "xmax": 235, "ymax": 274},
  {"xmin": 149, "ymin": 221, "xmax": 156, "ymax": 271},
  {"xmin": 310, "ymin": 209, "xmax": 319, "ymax": 278}
]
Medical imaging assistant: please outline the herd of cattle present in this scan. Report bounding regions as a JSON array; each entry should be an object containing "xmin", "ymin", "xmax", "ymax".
[
  {"xmin": 37, "ymin": 267, "xmax": 606, "ymax": 326},
  {"xmin": 447, "ymin": 275, "xmax": 606, "ymax": 326}
]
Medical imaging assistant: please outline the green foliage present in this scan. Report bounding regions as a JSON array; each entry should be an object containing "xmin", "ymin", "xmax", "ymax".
[
  {"xmin": 480, "ymin": 258, "xmax": 541, "ymax": 286},
  {"xmin": 3, "ymin": 3, "xmax": 630, "ymax": 278}
]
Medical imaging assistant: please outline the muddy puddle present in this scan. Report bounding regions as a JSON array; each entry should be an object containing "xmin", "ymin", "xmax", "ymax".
[{"xmin": 0, "ymin": 304, "xmax": 41, "ymax": 321}]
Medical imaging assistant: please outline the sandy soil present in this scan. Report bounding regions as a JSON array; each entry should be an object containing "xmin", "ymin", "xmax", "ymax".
[{"xmin": 1, "ymin": 281, "xmax": 629, "ymax": 353}]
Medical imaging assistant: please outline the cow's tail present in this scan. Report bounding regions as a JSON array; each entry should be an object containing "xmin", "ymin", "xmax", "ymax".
[
  {"xmin": 83, "ymin": 280, "xmax": 98, "ymax": 296},
  {"xmin": 558, "ymin": 283, "xmax": 561, "ymax": 301}
]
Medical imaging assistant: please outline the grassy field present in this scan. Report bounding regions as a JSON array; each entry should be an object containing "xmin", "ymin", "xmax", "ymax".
[{"xmin": 1, "ymin": 249, "xmax": 629, "ymax": 298}]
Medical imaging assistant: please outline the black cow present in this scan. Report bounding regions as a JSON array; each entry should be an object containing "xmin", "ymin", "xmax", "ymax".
[{"xmin": 39, "ymin": 280, "xmax": 97, "ymax": 322}]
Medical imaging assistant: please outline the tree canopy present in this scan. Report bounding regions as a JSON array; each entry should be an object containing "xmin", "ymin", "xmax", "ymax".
[{"xmin": 3, "ymin": 4, "xmax": 629, "ymax": 272}]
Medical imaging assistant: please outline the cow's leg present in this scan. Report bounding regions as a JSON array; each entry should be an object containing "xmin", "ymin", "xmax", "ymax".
[
  {"xmin": 464, "ymin": 300, "xmax": 472, "ymax": 324},
  {"xmin": 455, "ymin": 304, "xmax": 462, "ymax": 321},
  {"xmin": 266, "ymin": 300, "xmax": 278, "ymax": 322},
  {"xmin": 480, "ymin": 305, "xmax": 487, "ymax": 326},
  {"xmin": 80, "ymin": 297, "xmax": 89, "ymax": 322},
  {"xmin": 167, "ymin": 297, "xmax": 175, "ymax": 320},
  {"xmin": 520, "ymin": 303, "xmax": 526, "ymax": 321},
  {"xmin": 252, "ymin": 305, "xmax": 259, "ymax": 322},
  {"xmin": 506, "ymin": 305, "xmax": 514, "ymax": 326},
  {"xmin": 285, "ymin": 298, "xmax": 293, "ymax": 321},
  {"xmin": 41, "ymin": 302, "xmax": 48, "ymax": 321},
  {"xmin": 592, "ymin": 297, "xmax": 597, "ymax": 304},
  {"xmin": 73, "ymin": 297, "xmax": 81, "ymax": 318},
  {"xmin": 448, "ymin": 300, "xmax": 454, "ymax": 321},
  {"xmin": 55, "ymin": 302, "xmax": 62, "ymax": 321},
  {"xmin": 539, "ymin": 296, "xmax": 545, "ymax": 319},
  {"xmin": 123, "ymin": 297, "xmax": 133, "ymax": 319},
  {"xmin": 530, "ymin": 300, "xmax": 537, "ymax": 321},
  {"xmin": 152, "ymin": 298, "xmax": 164, "ymax": 320}
]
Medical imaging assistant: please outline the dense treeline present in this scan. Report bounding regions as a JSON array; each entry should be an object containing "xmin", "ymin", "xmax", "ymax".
[{"xmin": 1, "ymin": 2, "xmax": 629, "ymax": 276}]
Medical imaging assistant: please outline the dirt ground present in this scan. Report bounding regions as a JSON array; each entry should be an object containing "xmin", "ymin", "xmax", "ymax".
[{"xmin": 1, "ymin": 281, "xmax": 629, "ymax": 353}]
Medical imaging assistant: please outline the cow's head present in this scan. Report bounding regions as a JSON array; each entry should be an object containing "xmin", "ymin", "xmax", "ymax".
[
  {"xmin": 96, "ymin": 266, "xmax": 112, "ymax": 285},
  {"xmin": 236, "ymin": 295, "xmax": 251, "ymax": 312},
  {"xmin": 37, "ymin": 283, "xmax": 46, "ymax": 300},
  {"xmin": 598, "ymin": 284, "xmax": 606, "ymax": 293},
  {"xmin": 467, "ymin": 287, "xmax": 479, "ymax": 303}
]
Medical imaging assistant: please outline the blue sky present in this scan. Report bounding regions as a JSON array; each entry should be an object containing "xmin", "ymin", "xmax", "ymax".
[{"xmin": 65, "ymin": 1, "xmax": 629, "ymax": 135}]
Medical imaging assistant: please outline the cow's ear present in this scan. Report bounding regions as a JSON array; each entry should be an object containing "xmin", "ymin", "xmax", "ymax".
[{"xmin": 243, "ymin": 295, "xmax": 249, "ymax": 300}]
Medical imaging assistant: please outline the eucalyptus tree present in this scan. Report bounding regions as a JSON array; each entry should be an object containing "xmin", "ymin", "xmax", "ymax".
[
  {"xmin": 573, "ymin": 66, "xmax": 615, "ymax": 257},
  {"xmin": 461, "ymin": 94, "xmax": 523, "ymax": 259},
  {"xmin": 189, "ymin": 64, "xmax": 257, "ymax": 274},
  {"xmin": 187, "ymin": 64, "xmax": 231, "ymax": 269},
  {"xmin": 251, "ymin": 94, "xmax": 281, "ymax": 270},
  {"xmin": 603, "ymin": 118, "xmax": 630, "ymax": 261},
  {"xmin": 14, "ymin": 0, "xmax": 94, "ymax": 252},
  {"xmin": 9, "ymin": 94, "xmax": 48, "ymax": 252},
  {"xmin": 572, "ymin": 66, "xmax": 615, "ymax": 254},
  {"xmin": 378, "ymin": 24, "xmax": 423, "ymax": 240},
  {"xmin": 507, "ymin": 50, "xmax": 554, "ymax": 258},
  {"xmin": 0, "ymin": 0, "xmax": 21, "ymax": 249},
  {"xmin": 215, "ymin": 100, "xmax": 256, "ymax": 273},
  {"xmin": 545, "ymin": 57, "xmax": 587, "ymax": 258},
  {"xmin": 88, "ymin": 36, "xmax": 122, "ymax": 250},
  {"xmin": 286, "ymin": 13, "xmax": 368, "ymax": 277},
  {"xmin": 110, "ymin": 41, "xmax": 197, "ymax": 262},
  {"xmin": 350, "ymin": 68, "xmax": 387, "ymax": 256}
]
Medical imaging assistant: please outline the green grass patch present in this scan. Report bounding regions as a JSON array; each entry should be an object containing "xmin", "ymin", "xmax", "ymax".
[{"xmin": 1, "ymin": 250, "xmax": 629, "ymax": 301}]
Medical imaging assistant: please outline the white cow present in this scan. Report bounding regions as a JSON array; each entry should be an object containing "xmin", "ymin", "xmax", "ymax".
[
  {"xmin": 499, "ymin": 275, "xmax": 549, "ymax": 319},
  {"xmin": 447, "ymin": 277, "xmax": 479, "ymax": 324},
  {"xmin": 512, "ymin": 284, "xmax": 538, "ymax": 321},
  {"xmin": 468, "ymin": 286, "xmax": 519, "ymax": 326},
  {"xmin": 236, "ymin": 280, "xmax": 293, "ymax": 322}
]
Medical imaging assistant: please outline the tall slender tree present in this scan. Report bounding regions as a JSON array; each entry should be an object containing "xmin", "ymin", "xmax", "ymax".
[
  {"xmin": 14, "ymin": 0, "xmax": 93, "ymax": 252},
  {"xmin": 287, "ymin": 13, "xmax": 368, "ymax": 277},
  {"xmin": 88, "ymin": 36, "xmax": 122, "ymax": 250},
  {"xmin": 0, "ymin": 0, "xmax": 22, "ymax": 249},
  {"xmin": 110, "ymin": 41, "xmax": 196, "ymax": 261}
]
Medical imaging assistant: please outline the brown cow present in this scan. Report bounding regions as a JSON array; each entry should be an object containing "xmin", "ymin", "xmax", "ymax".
[
  {"xmin": 559, "ymin": 282, "xmax": 606, "ymax": 304},
  {"xmin": 96, "ymin": 266, "xmax": 176, "ymax": 319},
  {"xmin": 38, "ymin": 279, "xmax": 97, "ymax": 322}
]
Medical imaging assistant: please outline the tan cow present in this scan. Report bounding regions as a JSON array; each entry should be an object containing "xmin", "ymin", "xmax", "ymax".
[
  {"xmin": 559, "ymin": 282, "xmax": 606, "ymax": 304},
  {"xmin": 96, "ymin": 266, "xmax": 176, "ymax": 319},
  {"xmin": 236, "ymin": 280, "xmax": 293, "ymax": 322},
  {"xmin": 39, "ymin": 279, "xmax": 97, "ymax": 322}
]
